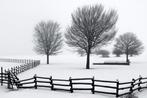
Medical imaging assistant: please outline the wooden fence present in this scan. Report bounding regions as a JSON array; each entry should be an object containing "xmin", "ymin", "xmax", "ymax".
[
  {"xmin": 1, "ymin": 73, "xmax": 146, "ymax": 97},
  {"xmin": 0, "ymin": 68, "xmax": 8, "ymax": 86},
  {"xmin": 0, "ymin": 59, "xmax": 40, "ymax": 75},
  {"xmin": 0, "ymin": 58, "xmax": 40, "ymax": 87},
  {"xmin": 0, "ymin": 58, "xmax": 36, "ymax": 64}
]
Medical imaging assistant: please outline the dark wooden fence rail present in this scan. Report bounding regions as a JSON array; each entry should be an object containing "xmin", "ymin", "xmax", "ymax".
[{"xmin": 94, "ymin": 79, "xmax": 118, "ymax": 96}]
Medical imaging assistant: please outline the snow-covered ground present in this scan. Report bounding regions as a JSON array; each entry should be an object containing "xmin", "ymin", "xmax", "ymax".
[
  {"xmin": 0, "ymin": 54, "xmax": 147, "ymax": 98},
  {"xmin": 0, "ymin": 62, "xmax": 23, "ymax": 70}
]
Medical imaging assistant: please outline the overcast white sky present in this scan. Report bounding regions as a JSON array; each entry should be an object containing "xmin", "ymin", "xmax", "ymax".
[{"xmin": 0, "ymin": 0, "xmax": 147, "ymax": 56}]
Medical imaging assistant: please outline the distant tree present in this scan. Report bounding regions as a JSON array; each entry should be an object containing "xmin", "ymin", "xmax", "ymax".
[
  {"xmin": 95, "ymin": 49, "xmax": 110, "ymax": 57},
  {"xmin": 33, "ymin": 21, "xmax": 63, "ymax": 64},
  {"xmin": 65, "ymin": 4, "xmax": 118, "ymax": 69},
  {"xmin": 112, "ymin": 48, "xmax": 123, "ymax": 57},
  {"xmin": 114, "ymin": 32, "xmax": 144, "ymax": 63}
]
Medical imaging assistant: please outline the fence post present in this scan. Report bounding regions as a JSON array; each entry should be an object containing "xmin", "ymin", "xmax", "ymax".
[
  {"xmin": 91, "ymin": 76, "xmax": 95, "ymax": 94},
  {"xmin": 34, "ymin": 74, "xmax": 37, "ymax": 89},
  {"xmin": 130, "ymin": 78, "xmax": 135, "ymax": 93},
  {"xmin": 22, "ymin": 65, "xmax": 25, "ymax": 72},
  {"xmin": 22, "ymin": 65, "xmax": 24, "ymax": 72},
  {"xmin": 69, "ymin": 77, "xmax": 73, "ymax": 93},
  {"xmin": 13, "ymin": 67, "xmax": 16, "ymax": 74},
  {"xmin": 7, "ymin": 71, "xmax": 11, "ymax": 89},
  {"xmin": 1, "ymin": 67, "xmax": 3, "ymax": 86},
  {"xmin": 4, "ymin": 69, "xmax": 7, "ymax": 80},
  {"xmin": 116, "ymin": 79, "xmax": 119, "ymax": 97},
  {"xmin": 138, "ymin": 75, "xmax": 142, "ymax": 91},
  {"xmin": 24, "ymin": 64, "xmax": 26, "ymax": 71},
  {"xmin": 50, "ymin": 76, "xmax": 54, "ymax": 90}
]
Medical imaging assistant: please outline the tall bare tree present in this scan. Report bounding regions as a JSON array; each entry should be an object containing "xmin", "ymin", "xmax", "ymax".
[
  {"xmin": 34, "ymin": 21, "xmax": 62, "ymax": 64},
  {"xmin": 114, "ymin": 32, "xmax": 144, "ymax": 63},
  {"xmin": 65, "ymin": 4, "xmax": 118, "ymax": 69}
]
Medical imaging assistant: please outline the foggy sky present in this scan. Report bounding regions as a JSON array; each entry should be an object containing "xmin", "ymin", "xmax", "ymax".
[{"xmin": 0, "ymin": 0, "xmax": 147, "ymax": 56}]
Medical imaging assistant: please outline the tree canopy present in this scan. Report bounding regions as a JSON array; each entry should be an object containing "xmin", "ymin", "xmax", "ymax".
[
  {"xmin": 114, "ymin": 32, "xmax": 144, "ymax": 62},
  {"xmin": 65, "ymin": 4, "xmax": 118, "ymax": 69},
  {"xmin": 34, "ymin": 20, "xmax": 63, "ymax": 64}
]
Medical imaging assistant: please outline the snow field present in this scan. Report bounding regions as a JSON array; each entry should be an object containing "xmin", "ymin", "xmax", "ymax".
[
  {"xmin": 0, "ymin": 62, "xmax": 23, "ymax": 70},
  {"xmin": 0, "ymin": 54, "xmax": 147, "ymax": 98}
]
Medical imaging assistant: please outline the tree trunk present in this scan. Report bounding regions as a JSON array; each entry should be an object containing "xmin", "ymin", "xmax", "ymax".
[
  {"xmin": 86, "ymin": 47, "xmax": 91, "ymax": 69},
  {"xmin": 86, "ymin": 52, "xmax": 90, "ymax": 69},
  {"xmin": 126, "ymin": 53, "xmax": 129, "ymax": 63},
  {"xmin": 126, "ymin": 47, "xmax": 129, "ymax": 63},
  {"xmin": 47, "ymin": 54, "xmax": 49, "ymax": 64}
]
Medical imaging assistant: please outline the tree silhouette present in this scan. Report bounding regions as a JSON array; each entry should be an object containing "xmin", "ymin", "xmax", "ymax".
[
  {"xmin": 33, "ymin": 21, "xmax": 63, "ymax": 64},
  {"xmin": 95, "ymin": 49, "xmax": 110, "ymax": 57},
  {"xmin": 114, "ymin": 32, "xmax": 144, "ymax": 63},
  {"xmin": 65, "ymin": 4, "xmax": 118, "ymax": 69},
  {"xmin": 113, "ymin": 48, "xmax": 123, "ymax": 57}
]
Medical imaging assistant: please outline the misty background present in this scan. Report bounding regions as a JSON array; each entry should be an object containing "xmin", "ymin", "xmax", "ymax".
[{"xmin": 0, "ymin": 0, "xmax": 147, "ymax": 56}]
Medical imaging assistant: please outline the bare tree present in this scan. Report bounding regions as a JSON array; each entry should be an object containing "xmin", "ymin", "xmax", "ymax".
[
  {"xmin": 114, "ymin": 32, "xmax": 144, "ymax": 63},
  {"xmin": 112, "ymin": 48, "xmax": 123, "ymax": 57},
  {"xmin": 95, "ymin": 49, "xmax": 110, "ymax": 57},
  {"xmin": 65, "ymin": 4, "xmax": 118, "ymax": 69},
  {"xmin": 33, "ymin": 21, "xmax": 63, "ymax": 64}
]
